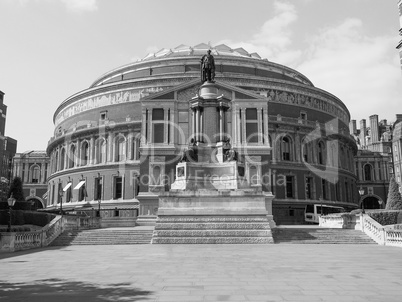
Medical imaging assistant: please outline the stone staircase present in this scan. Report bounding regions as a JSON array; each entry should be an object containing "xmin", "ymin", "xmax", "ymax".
[
  {"xmin": 272, "ymin": 226, "xmax": 376, "ymax": 244},
  {"xmin": 50, "ymin": 227, "xmax": 153, "ymax": 246},
  {"xmin": 152, "ymin": 216, "xmax": 274, "ymax": 244}
]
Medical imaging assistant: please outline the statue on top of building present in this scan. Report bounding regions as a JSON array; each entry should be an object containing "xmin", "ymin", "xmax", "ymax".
[{"xmin": 200, "ymin": 49, "xmax": 215, "ymax": 83}]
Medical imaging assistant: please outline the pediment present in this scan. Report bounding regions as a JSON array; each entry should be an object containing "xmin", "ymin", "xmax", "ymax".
[{"xmin": 142, "ymin": 79, "xmax": 266, "ymax": 102}]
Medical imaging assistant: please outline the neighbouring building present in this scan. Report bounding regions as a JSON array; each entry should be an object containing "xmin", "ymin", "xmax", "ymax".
[
  {"xmin": 45, "ymin": 43, "xmax": 359, "ymax": 225},
  {"xmin": 0, "ymin": 91, "xmax": 17, "ymax": 202},
  {"xmin": 12, "ymin": 150, "xmax": 50, "ymax": 210},
  {"xmin": 392, "ymin": 115, "xmax": 402, "ymax": 190},
  {"xmin": 397, "ymin": 0, "xmax": 402, "ymax": 70}
]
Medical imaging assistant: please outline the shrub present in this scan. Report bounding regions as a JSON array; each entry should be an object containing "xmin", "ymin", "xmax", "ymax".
[
  {"xmin": 0, "ymin": 210, "xmax": 56, "ymax": 227},
  {"xmin": 385, "ymin": 176, "xmax": 402, "ymax": 210},
  {"xmin": 368, "ymin": 211, "xmax": 401, "ymax": 226}
]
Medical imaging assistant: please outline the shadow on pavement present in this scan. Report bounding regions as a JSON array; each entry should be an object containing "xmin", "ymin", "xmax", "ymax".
[{"xmin": 0, "ymin": 278, "xmax": 153, "ymax": 301}]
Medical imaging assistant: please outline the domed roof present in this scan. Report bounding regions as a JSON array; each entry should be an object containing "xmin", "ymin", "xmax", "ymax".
[{"xmin": 139, "ymin": 43, "xmax": 265, "ymax": 62}]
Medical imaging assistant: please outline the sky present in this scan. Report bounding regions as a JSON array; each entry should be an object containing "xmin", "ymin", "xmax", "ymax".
[{"xmin": 0, "ymin": 0, "xmax": 401, "ymax": 153}]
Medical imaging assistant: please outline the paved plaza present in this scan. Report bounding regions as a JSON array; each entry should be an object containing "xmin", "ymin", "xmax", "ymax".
[{"xmin": 0, "ymin": 244, "xmax": 401, "ymax": 301}]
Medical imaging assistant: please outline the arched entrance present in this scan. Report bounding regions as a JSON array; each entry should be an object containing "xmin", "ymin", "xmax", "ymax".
[
  {"xmin": 26, "ymin": 197, "xmax": 45, "ymax": 211},
  {"xmin": 361, "ymin": 195, "xmax": 383, "ymax": 210}
]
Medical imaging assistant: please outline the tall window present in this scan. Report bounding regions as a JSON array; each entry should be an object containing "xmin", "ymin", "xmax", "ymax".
[
  {"xmin": 31, "ymin": 165, "xmax": 40, "ymax": 183},
  {"xmin": 57, "ymin": 182, "xmax": 62, "ymax": 204},
  {"xmin": 345, "ymin": 181, "xmax": 349, "ymax": 202},
  {"xmin": 321, "ymin": 179, "xmax": 327, "ymax": 200},
  {"xmin": 94, "ymin": 177, "xmax": 102, "ymax": 200},
  {"xmin": 302, "ymin": 141, "xmax": 310, "ymax": 162},
  {"xmin": 282, "ymin": 137, "xmax": 291, "ymax": 161},
  {"xmin": 66, "ymin": 182, "xmax": 72, "ymax": 203},
  {"xmin": 152, "ymin": 108, "xmax": 164, "ymax": 143},
  {"xmin": 152, "ymin": 166, "xmax": 161, "ymax": 185},
  {"xmin": 305, "ymin": 177, "xmax": 313, "ymax": 199},
  {"xmin": 318, "ymin": 141, "xmax": 325, "ymax": 165},
  {"xmin": 78, "ymin": 183, "xmax": 87, "ymax": 201},
  {"xmin": 81, "ymin": 141, "xmax": 89, "ymax": 166},
  {"xmin": 286, "ymin": 176, "xmax": 294, "ymax": 198},
  {"xmin": 114, "ymin": 176, "xmax": 123, "ymax": 199},
  {"xmin": 60, "ymin": 148, "xmax": 65, "ymax": 170},
  {"xmin": 116, "ymin": 136, "xmax": 126, "ymax": 161},
  {"xmin": 54, "ymin": 151, "xmax": 59, "ymax": 172},
  {"xmin": 131, "ymin": 136, "xmax": 141, "ymax": 160},
  {"xmin": 69, "ymin": 145, "xmax": 76, "ymax": 168},
  {"xmin": 364, "ymin": 164, "xmax": 372, "ymax": 181},
  {"xmin": 96, "ymin": 139, "xmax": 107, "ymax": 163},
  {"xmin": 246, "ymin": 108, "xmax": 258, "ymax": 143}
]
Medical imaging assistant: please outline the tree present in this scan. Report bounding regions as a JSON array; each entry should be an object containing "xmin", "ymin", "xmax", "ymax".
[
  {"xmin": 385, "ymin": 176, "xmax": 402, "ymax": 210},
  {"xmin": 6, "ymin": 177, "xmax": 30, "ymax": 211}
]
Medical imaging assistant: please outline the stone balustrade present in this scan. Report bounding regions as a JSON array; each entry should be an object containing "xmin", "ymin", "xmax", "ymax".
[{"xmin": 0, "ymin": 215, "xmax": 100, "ymax": 253}]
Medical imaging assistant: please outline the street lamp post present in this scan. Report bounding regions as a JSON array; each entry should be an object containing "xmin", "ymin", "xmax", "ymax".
[
  {"xmin": 359, "ymin": 186, "xmax": 365, "ymax": 214},
  {"xmin": 98, "ymin": 199, "xmax": 101, "ymax": 217},
  {"xmin": 7, "ymin": 193, "xmax": 16, "ymax": 232}
]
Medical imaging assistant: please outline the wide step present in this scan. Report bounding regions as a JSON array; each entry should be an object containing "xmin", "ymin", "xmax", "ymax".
[
  {"xmin": 272, "ymin": 227, "xmax": 376, "ymax": 244},
  {"xmin": 152, "ymin": 215, "xmax": 274, "ymax": 244},
  {"xmin": 50, "ymin": 228, "xmax": 154, "ymax": 246}
]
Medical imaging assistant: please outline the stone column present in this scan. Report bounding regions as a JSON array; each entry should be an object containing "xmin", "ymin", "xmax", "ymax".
[
  {"xmin": 141, "ymin": 109, "xmax": 147, "ymax": 144},
  {"xmin": 164, "ymin": 108, "xmax": 169, "ymax": 144},
  {"xmin": 147, "ymin": 110, "xmax": 152, "ymax": 144},
  {"xmin": 195, "ymin": 108, "xmax": 200, "ymax": 141},
  {"xmin": 263, "ymin": 108, "xmax": 269, "ymax": 146},
  {"xmin": 40, "ymin": 162, "xmax": 46, "ymax": 184},
  {"xmin": 257, "ymin": 108, "xmax": 262, "ymax": 144},
  {"xmin": 357, "ymin": 161, "xmax": 363, "ymax": 180},
  {"xmin": 241, "ymin": 108, "xmax": 246, "ymax": 144},
  {"xmin": 90, "ymin": 137, "xmax": 95, "ymax": 165},
  {"xmin": 76, "ymin": 140, "xmax": 81, "ymax": 167},
  {"xmin": 170, "ymin": 109, "xmax": 175, "ymax": 145},
  {"xmin": 219, "ymin": 107, "xmax": 223, "ymax": 142}
]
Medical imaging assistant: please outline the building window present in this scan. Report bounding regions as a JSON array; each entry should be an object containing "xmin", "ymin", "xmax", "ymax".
[
  {"xmin": 286, "ymin": 176, "xmax": 294, "ymax": 198},
  {"xmin": 69, "ymin": 145, "xmax": 76, "ymax": 168},
  {"xmin": 152, "ymin": 108, "xmax": 165, "ymax": 144},
  {"xmin": 95, "ymin": 139, "xmax": 107, "ymax": 163},
  {"xmin": 52, "ymin": 182, "xmax": 55, "ymax": 204},
  {"xmin": 57, "ymin": 182, "xmax": 62, "ymax": 204},
  {"xmin": 78, "ymin": 183, "xmax": 87, "ymax": 201},
  {"xmin": 305, "ymin": 177, "xmax": 313, "ymax": 199},
  {"xmin": 114, "ymin": 176, "xmax": 123, "ymax": 199},
  {"xmin": 318, "ymin": 141, "xmax": 325, "ymax": 165},
  {"xmin": 100, "ymin": 110, "xmax": 107, "ymax": 121},
  {"xmin": 81, "ymin": 141, "xmax": 89, "ymax": 166},
  {"xmin": 364, "ymin": 164, "xmax": 372, "ymax": 181},
  {"xmin": 54, "ymin": 151, "xmax": 59, "ymax": 173},
  {"xmin": 131, "ymin": 136, "xmax": 141, "ymax": 160},
  {"xmin": 60, "ymin": 148, "xmax": 65, "ymax": 170},
  {"xmin": 31, "ymin": 166, "xmax": 40, "ymax": 183},
  {"xmin": 300, "ymin": 111, "xmax": 307, "ymax": 120},
  {"xmin": 321, "ymin": 179, "xmax": 327, "ymax": 200},
  {"xmin": 246, "ymin": 108, "xmax": 258, "ymax": 143},
  {"xmin": 94, "ymin": 177, "xmax": 102, "ymax": 200},
  {"xmin": 152, "ymin": 166, "xmax": 161, "ymax": 185},
  {"xmin": 345, "ymin": 181, "xmax": 349, "ymax": 202},
  {"xmin": 282, "ymin": 136, "xmax": 291, "ymax": 161},
  {"xmin": 302, "ymin": 140, "xmax": 310, "ymax": 163},
  {"xmin": 66, "ymin": 182, "xmax": 72, "ymax": 203},
  {"xmin": 115, "ymin": 136, "xmax": 126, "ymax": 161}
]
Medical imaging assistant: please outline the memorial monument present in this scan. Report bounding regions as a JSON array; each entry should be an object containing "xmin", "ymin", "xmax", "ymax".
[{"xmin": 151, "ymin": 51, "xmax": 275, "ymax": 244}]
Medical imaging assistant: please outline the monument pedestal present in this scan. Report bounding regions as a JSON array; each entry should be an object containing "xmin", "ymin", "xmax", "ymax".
[{"xmin": 152, "ymin": 190, "xmax": 274, "ymax": 244}]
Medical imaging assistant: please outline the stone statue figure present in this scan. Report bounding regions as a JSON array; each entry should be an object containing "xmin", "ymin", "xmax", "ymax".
[
  {"xmin": 200, "ymin": 49, "xmax": 215, "ymax": 83},
  {"xmin": 223, "ymin": 139, "xmax": 238, "ymax": 162},
  {"xmin": 180, "ymin": 138, "xmax": 198, "ymax": 162}
]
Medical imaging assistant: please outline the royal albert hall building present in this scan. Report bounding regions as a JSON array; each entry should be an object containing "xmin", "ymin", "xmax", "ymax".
[{"xmin": 46, "ymin": 43, "xmax": 359, "ymax": 225}]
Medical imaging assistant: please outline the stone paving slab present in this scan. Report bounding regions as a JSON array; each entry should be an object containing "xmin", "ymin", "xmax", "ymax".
[{"xmin": 0, "ymin": 244, "xmax": 401, "ymax": 301}]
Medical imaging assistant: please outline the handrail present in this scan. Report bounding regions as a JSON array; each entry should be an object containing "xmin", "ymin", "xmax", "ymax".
[{"xmin": 1, "ymin": 215, "xmax": 100, "ymax": 253}]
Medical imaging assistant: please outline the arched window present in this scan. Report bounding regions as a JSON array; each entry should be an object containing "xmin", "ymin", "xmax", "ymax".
[
  {"xmin": 130, "ymin": 135, "xmax": 141, "ymax": 160},
  {"xmin": 60, "ymin": 148, "xmax": 65, "ymax": 170},
  {"xmin": 81, "ymin": 141, "xmax": 89, "ymax": 166},
  {"xmin": 364, "ymin": 164, "xmax": 373, "ymax": 181},
  {"xmin": 115, "ymin": 136, "xmax": 126, "ymax": 162},
  {"xmin": 96, "ymin": 139, "xmax": 107, "ymax": 164},
  {"xmin": 31, "ymin": 165, "xmax": 40, "ymax": 183},
  {"xmin": 302, "ymin": 139, "xmax": 310, "ymax": 163},
  {"xmin": 318, "ymin": 141, "xmax": 325, "ymax": 165},
  {"xmin": 281, "ymin": 136, "xmax": 291, "ymax": 161},
  {"xmin": 69, "ymin": 145, "xmax": 76, "ymax": 168},
  {"xmin": 54, "ymin": 151, "xmax": 59, "ymax": 173}
]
